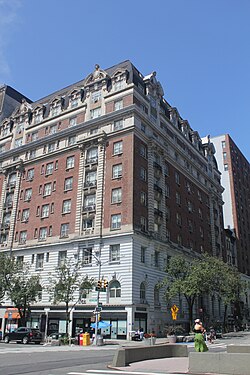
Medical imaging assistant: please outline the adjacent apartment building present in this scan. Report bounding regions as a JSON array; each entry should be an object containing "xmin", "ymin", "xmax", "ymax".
[
  {"xmin": 211, "ymin": 135, "xmax": 250, "ymax": 275},
  {"xmin": 0, "ymin": 61, "xmax": 225, "ymax": 338}
]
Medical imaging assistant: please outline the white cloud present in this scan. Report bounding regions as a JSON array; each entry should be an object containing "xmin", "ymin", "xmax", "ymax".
[{"xmin": 0, "ymin": 0, "xmax": 21, "ymax": 81}]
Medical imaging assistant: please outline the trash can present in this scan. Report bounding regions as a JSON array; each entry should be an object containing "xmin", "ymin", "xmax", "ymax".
[
  {"xmin": 96, "ymin": 335, "xmax": 104, "ymax": 346},
  {"xmin": 83, "ymin": 332, "xmax": 90, "ymax": 346}
]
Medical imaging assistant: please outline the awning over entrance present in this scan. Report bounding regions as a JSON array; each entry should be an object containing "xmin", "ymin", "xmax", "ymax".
[{"xmin": 4, "ymin": 308, "xmax": 20, "ymax": 319}]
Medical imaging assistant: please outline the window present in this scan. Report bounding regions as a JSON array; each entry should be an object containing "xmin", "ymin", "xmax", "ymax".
[
  {"xmin": 154, "ymin": 286, "xmax": 160, "ymax": 305},
  {"xmin": 62, "ymin": 199, "xmax": 71, "ymax": 214},
  {"xmin": 221, "ymin": 141, "xmax": 226, "ymax": 148},
  {"xmin": 140, "ymin": 282, "xmax": 146, "ymax": 300},
  {"xmin": 140, "ymin": 167, "xmax": 147, "ymax": 181},
  {"xmin": 19, "ymin": 231, "xmax": 27, "ymax": 244},
  {"xmin": 14, "ymin": 139, "xmax": 22, "ymax": 148},
  {"xmin": 114, "ymin": 100, "xmax": 123, "ymax": 111},
  {"xmin": 86, "ymin": 147, "xmax": 98, "ymax": 163},
  {"xmin": 85, "ymin": 171, "xmax": 96, "ymax": 187},
  {"xmin": 111, "ymin": 214, "xmax": 121, "ymax": 229},
  {"xmin": 223, "ymin": 152, "xmax": 227, "ymax": 160},
  {"xmin": 50, "ymin": 125, "xmax": 57, "ymax": 135},
  {"xmin": 91, "ymin": 90, "xmax": 101, "ymax": 103},
  {"xmin": 154, "ymin": 251, "xmax": 159, "ymax": 267},
  {"xmin": 82, "ymin": 248, "xmax": 92, "ymax": 265},
  {"xmin": 48, "ymin": 143, "xmax": 55, "ymax": 153},
  {"xmin": 36, "ymin": 253, "xmax": 44, "ymax": 269},
  {"xmin": 140, "ymin": 216, "xmax": 147, "ymax": 232},
  {"xmin": 69, "ymin": 117, "xmax": 77, "ymax": 127},
  {"xmin": 60, "ymin": 223, "xmax": 69, "ymax": 237},
  {"xmin": 51, "ymin": 105, "xmax": 59, "ymax": 117},
  {"xmin": 141, "ymin": 123, "xmax": 146, "ymax": 132},
  {"xmin": 111, "ymin": 188, "xmax": 122, "ymax": 203},
  {"xmin": 109, "ymin": 280, "xmax": 121, "ymax": 298},
  {"xmin": 140, "ymin": 191, "xmax": 147, "ymax": 206},
  {"xmin": 45, "ymin": 162, "xmax": 53, "ymax": 175},
  {"xmin": 198, "ymin": 208, "xmax": 203, "ymax": 219},
  {"xmin": 31, "ymin": 132, "xmax": 38, "ymax": 141},
  {"xmin": 112, "ymin": 164, "xmax": 122, "ymax": 178},
  {"xmin": 175, "ymin": 172, "xmax": 180, "ymax": 185},
  {"xmin": 21, "ymin": 209, "xmax": 29, "ymax": 222},
  {"xmin": 90, "ymin": 128, "xmax": 98, "ymax": 135},
  {"xmin": 224, "ymin": 164, "xmax": 228, "ymax": 171},
  {"xmin": 27, "ymin": 168, "xmax": 34, "ymax": 181},
  {"xmin": 83, "ymin": 217, "xmax": 94, "ymax": 229},
  {"xmin": 176, "ymin": 192, "xmax": 181, "ymax": 205},
  {"xmin": 114, "ymin": 119, "xmax": 123, "ymax": 131},
  {"xmin": 41, "ymin": 204, "xmax": 49, "ymax": 218},
  {"xmin": 114, "ymin": 80, "xmax": 124, "ymax": 91},
  {"xmin": 141, "ymin": 246, "xmax": 146, "ymax": 263},
  {"xmin": 140, "ymin": 144, "xmax": 147, "ymax": 158},
  {"xmin": 66, "ymin": 156, "xmax": 75, "ymax": 169},
  {"xmin": 166, "ymin": 206, "xmax": 170, "ymax": 221},
  {"xmin": 34, "ymin": 113, "xmax": 42, "ymax": 124},
  {"xmin": 165, "ymin": 184, "xmax": 170, "ymax": 198},
  {"xmin": 58, "ymin": 251, "xmax": 67, "ymax": 266},
  {"xmin": 177, "ymin": 234, "xmax": 182, "ymax": 246},
  {"xmin": 176, "ymin": 213, "xmax": 182, "ymax": 226},
  {"xmin": 109, "ymin": 244, "xmax": 120, "ymax": 262},
  {"xmin": 83, "ymin": 194, "xmax": 96, "ymax": 210},
  {"xmin": 64, "ymin": 177, "xmax": 73, "ymax": 191},
  {"xmin": 187, "ymin": 200, "xmax": 193, "ymax": 212},
  {"xmin": 68, "ymin": 135, "xmax": 76, "ymax": 145},
  {"xmin": 90, "ymin": 107, "xmax": 101, "ymax": 119},
  {"xmin": 200, "ymin": 226, "xmax": 204, "ymax": 238},
  {"xmin": 71, "ymin": 98, "xmax": 78, "ymax": 108},
  {"xmin": 166, "ymin": 229, "xmax": 170, "ymax": 241},
  {"xmin": 113, "ymin": 141, "xmax": 123, "ymax": 155},
  {"xmin": 39, "ymin": 227, "xmax": 47, "ymax": 240},
  {"xmin": 44, "ymin": 183, "xmax": 52, "ymax": 196},
  {"xmin": 24, "ymin": 188, "xmax": 32, "ymax": 201}
]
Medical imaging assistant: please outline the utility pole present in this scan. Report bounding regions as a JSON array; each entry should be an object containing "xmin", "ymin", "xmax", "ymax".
[{"xmin": 94, "ymin": 257, "xmax": 101, "ymax": 346}]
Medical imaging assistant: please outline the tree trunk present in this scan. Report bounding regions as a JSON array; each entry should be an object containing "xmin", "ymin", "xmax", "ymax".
[
  {"xmin": 223, "ymin": 304, "xmax": 228, "ymax": 332},
  {"xmin": 186, "ymin": 295, "xmax": 195, "ymax": 332}
]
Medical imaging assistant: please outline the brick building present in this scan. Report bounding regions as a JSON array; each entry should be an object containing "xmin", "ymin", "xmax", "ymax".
[{"xmin": 0, "ymin": 61, "xmax": 225, "ymax": 338}]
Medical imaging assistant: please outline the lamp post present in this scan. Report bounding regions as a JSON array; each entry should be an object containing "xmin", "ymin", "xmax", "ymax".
[{"xmin": 94, "ymin": 257, "xmax": 101, "ymax": 346}]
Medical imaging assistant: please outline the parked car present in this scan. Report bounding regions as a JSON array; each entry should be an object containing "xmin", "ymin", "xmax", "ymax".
[
  {"xmin": 0, "ymin": 331, "xmax": 2, "ymax": 340},
  {"xmin": 4, "ymin": 327, "xmax": 43, "ymax": 344}
]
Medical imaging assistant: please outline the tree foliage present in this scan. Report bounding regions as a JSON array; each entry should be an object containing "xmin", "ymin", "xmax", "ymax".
[
  {"xmin": 159, "ymin": 254, "xmax": 244, "ymax": 331},
  {"xmin": 48, "ymin": 257, "xmax": 95, "ymax": 337},
  {"xmin": 0, "ymin": 253, "xmax": 41, "ymax": 326}
]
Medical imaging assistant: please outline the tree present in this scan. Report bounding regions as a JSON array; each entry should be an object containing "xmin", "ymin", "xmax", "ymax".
[
  {"xmin": 160, "ymin": 254, "xmax": 244, "ymax": 332},
  {"xmin": 0, "ymin": 253, "xmax": 42, "ymax": 326},
  {"xmin": 48, "ymin": 257, "xmax": 95, "ymax": 338}
]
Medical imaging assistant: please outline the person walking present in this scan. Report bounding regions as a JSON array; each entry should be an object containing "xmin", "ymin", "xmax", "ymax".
[{"xmin": 193, "ymin": 319, "xmax": 208, "ymax": 352}]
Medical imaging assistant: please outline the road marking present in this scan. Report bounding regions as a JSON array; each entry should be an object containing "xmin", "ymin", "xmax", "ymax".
[{"xmin": 68, "ymin": 371, "xmax": 187, "ymax": 375}]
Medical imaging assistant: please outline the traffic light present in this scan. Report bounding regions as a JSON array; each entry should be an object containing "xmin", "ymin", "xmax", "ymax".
[
  {"xmin": 97, "ymin": 280, "xmax": 102, "ymax": 290},
  {"xmin": 103, "ymin": 279, "xmax": 109, "ymax": 289}
]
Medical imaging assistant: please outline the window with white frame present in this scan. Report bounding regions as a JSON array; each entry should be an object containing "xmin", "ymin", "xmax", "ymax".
[
  {"xmin": 86, "ymin": 147, "xmax": 98, "ymax": 163},
  {"xmin": 90, "ymin": 107, "xmax": 101, "ymax": 119},
  {"xmin": 176, "ymin": 192, "xmax": 181, "ymax": 205},
  {"xmin": 39, "ymin": 227, "xmax": 47, "ymax": 240},
  {"xmin": 114, "ymin": 99, "xmax": 123, "ymax": 111},
  {"xmin": 64, "ymin": 177, "xmax": 73, "ymax": 191},
  {"xmin": 113, "ymin": 141, "xmax": 123, "ymax": 155},
  {"xmin": 19, "ymin": 231, "xmax": 27, "ymax": 244},
  {"xmin": 114, "ymin": 80, "xmax": 124, "ymax": 91},
  {"xmin": 24, "ymin": 188, "xmax": 32, "ymax": 201},
  {"xmin": 140, "ymin": 144, "xmax": 147, "ymax": 158},
  {"xmin": 27, "ymin": 168, "xmax": 34, "ymax": 181},
  {"xmin": 111, "ymin": 214, "xmax": 121, "ymax": 229},
  {"xmin": 83, "ymin": 194, "xmax": 96, "ymax": 210},
  {"xmin": 85, "ymin": 171, "xmax": 96, "ymax": 187},
  {"xmin": 29, "ymin": 149, "xmax": 36, "ymax": 159},
  {"xmin": 91, "ymin": 90, "xmax": 101, "ymax": 103},
  {"xmin": 140, "ymin": 216, "xmax": 147, "ymax": 231},
  {"xmin": 175, "ymin": 171, "xmax": 180, "ymax": 185},
  {"xmin": 41, "ymin": 204, "xmax": 49, "ymax": 218},
  {"xmin": 51, "ymin": 105, "xmax": 59, "ymax": 117},
  {"xmin": 69, "ymin": 117, "xmax": 77, "ymax": 127},
  {"xmin": 82, "ymin": 217, "xmax": 94, "ymax": 229},
  {"xmin": 66, "ymin": 156, "xmax": 75, "ymax": 169},
  {"xmin": 31, "ymin": 132, "xmax": 38, "ymax": 141},
  {"xmin": 15, "ymin": 138, "xmax": 22, "ymax": 148},
  {"xmin": 45, "ymin": 162, "xmax": 53, "ymax": 175},
  {"xmin": 111, "ymin": 188, "xmax": 122, "ymax": 203},
  {"xmin": 50, "ymin": 125, "xmax": 57, "ymax": 135},
  {"xmin": 43, "ymin": 183, "xmax": 52, "ymax": 196},
  {"xmin": 21, "ymin": 209, "xmax": 29, "ymax": 222},
  {"xmin": 112, "ymin": 163, "xmax": 122, "ymax": 178},
  {"xmin": 109, "ymin": 244, "xmax": 120, "ymax": 262},
  {"xmin": 58, "ymin": 251, "xmax": 67, "ymax": 266},
  {"xmin": 60, "ymin": 223, "xmax": 69, "ymax": 237},
  {"xmin": 71, "ymin": 98, "xmax": 78, "ymax": 108},
  {"xmin": 48, "ymin": 143, "xmax": 56, "ymax": 153},
  {"xmin": 36, "ymin": 253, "xmax": 44, "ymax": 269},
  {"xmin": 109, "ymin": 280, "xmax": 121, "ymax": 298},
  {"xmin": 68, "ymin": 135, "xmax": 76, "ymax": 145},
  {"xmin": 114, "ymin": 119, "xmax": 123, "ymax": 131},
  {"xmin": 140, "ymin": 191, "xmax": 147, "ymax": 206},
  {"xmin": 62, "ymin": 199, "xmax": 71, "ymax": 214},
  {"xmin": 34, "ymin": 112, "xmax": 42, "ymax": 124},
  {"xmin": 82, "ymin": 247, "xmax": 92, "ymax": 265}
]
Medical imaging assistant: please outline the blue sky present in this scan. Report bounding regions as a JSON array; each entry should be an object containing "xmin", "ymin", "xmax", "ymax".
[{"xmin": 0, "ymin": 0, "xmax": 249, "ymax": 160}]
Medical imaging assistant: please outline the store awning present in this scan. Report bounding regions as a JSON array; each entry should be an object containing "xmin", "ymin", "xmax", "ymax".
[{"xmin": 4, "ymin": 308, "xmax": 20, "ymax": 319}]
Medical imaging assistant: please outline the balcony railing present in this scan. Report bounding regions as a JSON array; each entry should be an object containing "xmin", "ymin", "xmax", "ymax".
[
  {"xmin": 82, "ymin": 205, "xmax": 96, "ymax": 212},
  {"xmin": 85, "ymin": 157, "xmax": 98, "ymax": 164},
  {"xmin": 84, "ymin": 180, "xmax": 97, "ymax": 188}
]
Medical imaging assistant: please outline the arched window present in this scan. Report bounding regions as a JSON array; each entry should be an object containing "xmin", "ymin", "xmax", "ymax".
[
  {"xmin": 109, "ymin": 280, "xmax": 121, "ymax": 299},
  {"xmin": 140, "ymin": 282, "xmax": 146, "ymax": 301}
]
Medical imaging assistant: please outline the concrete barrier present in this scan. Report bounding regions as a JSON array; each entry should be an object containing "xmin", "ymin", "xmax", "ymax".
[
  {"xmin": 227, "ymin": 344, "xmax": 250, "ymax": 353},
  {"xmin": 189, "ymin": 352, "xmax": 250, "ymax": 375},
  {"xmin": 112, "ymin": 344, "xmax": 188, "ymax": 367}
]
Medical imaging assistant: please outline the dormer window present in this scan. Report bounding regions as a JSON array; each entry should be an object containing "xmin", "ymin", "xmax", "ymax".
[
  {"xmin": 34, "ymin": 112, "xmax": 42, "ymax": 124},
  {"xmin": 114, "ymin": 80, "xmax": 124, "ymax": 91},
  {"xmin": 51, "ymin": 106, "xmax": 59, "ymax": 117},
  {"xmin": 71, "ymin": 98, "xmax": 78, "ymax": 108}
]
